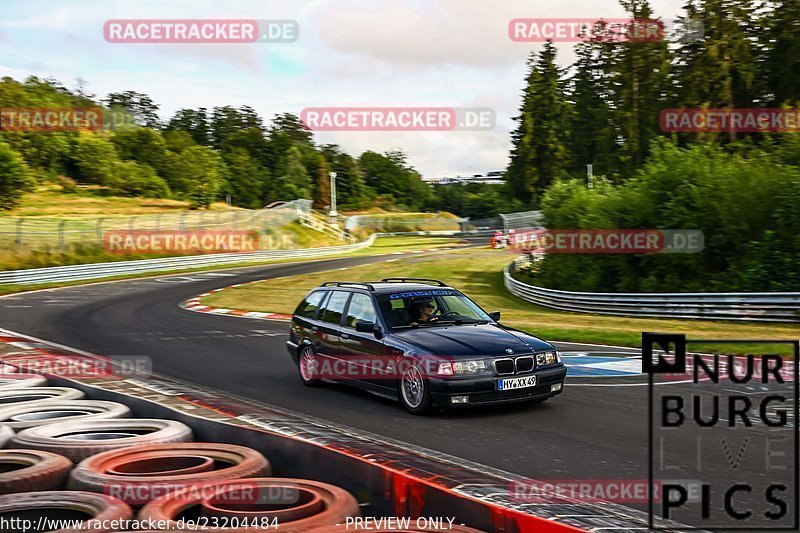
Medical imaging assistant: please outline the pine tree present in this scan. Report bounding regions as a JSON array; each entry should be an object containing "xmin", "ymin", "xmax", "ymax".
[{"xmin": 506, "ymin": 41, "xmax": 572, "ymax": 206}]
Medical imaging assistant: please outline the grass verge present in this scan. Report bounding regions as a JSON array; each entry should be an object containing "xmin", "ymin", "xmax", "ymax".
[{"xmin": 201, "ymin": 248, "xmax": 800, "ymax": 349}]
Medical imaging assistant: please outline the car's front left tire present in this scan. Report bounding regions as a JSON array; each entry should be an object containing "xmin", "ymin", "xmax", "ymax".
[
  {"xmin": 399, "ymin": 364, "xmax": 432, "ymax": 415},
  {"xmin": 298, "ymin": 346, "xmax": 321, "ymax": 387}
]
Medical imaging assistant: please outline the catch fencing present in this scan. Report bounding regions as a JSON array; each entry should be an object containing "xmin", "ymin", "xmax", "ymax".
[{"xmin": 0, "ymin": 200, "xmax": 315, "ymax": 254}]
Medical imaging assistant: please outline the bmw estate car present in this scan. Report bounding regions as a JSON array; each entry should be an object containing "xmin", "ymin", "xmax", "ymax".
[{"xmin": 286, "ymin": 278, "xmax": 567, "ymax": 414}]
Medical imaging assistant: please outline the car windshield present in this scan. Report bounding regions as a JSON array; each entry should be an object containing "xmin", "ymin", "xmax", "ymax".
[{"xmin": 376, "ymin": 289, "xmax": 492, "ymax": 329}]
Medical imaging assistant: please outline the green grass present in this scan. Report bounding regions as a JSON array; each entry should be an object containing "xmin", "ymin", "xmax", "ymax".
[
  {"xmin": 201, "ymin": 248, "xmax": 800, "ymax": 348},
  {"xmin": 0, "ymin": 236, "xmax": 465, "ymax": 296}
]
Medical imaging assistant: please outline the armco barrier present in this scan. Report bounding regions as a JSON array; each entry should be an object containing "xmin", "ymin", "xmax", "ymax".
[
  {"xmin": 0, "ymin": 328, "xmax": 699, "ymax": 532},
  {"xmin": 0, "ymin": 234, "xmax": 377, "ymax": 285},
  {"xmin": 505, "ymin": 259, "xmax": 800, "ymax": 322}
]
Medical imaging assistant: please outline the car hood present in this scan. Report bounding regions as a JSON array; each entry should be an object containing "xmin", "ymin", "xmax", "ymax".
[{"xmin": 391, "ymin": 323, "xmax": 554, "ymax": 357}]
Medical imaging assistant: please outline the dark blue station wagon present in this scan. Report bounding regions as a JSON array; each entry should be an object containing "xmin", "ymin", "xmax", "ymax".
[{"xmin": 286, "ymin": 278, "xmax": 567, "ymax": 414}]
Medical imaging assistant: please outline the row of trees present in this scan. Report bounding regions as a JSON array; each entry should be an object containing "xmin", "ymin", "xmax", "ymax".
[
  {"xmin": 0, "ymin": 78, "xmax": 462, "ymax": 212},
  {"xmin": 506, "ymin": 0, "xmax": 800, "ymax": 205}
]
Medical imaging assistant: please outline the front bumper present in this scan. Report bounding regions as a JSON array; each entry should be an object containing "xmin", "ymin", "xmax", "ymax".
[{"xmin": 429, "ymin": 365, "xmax": 567, "ymax": 408}]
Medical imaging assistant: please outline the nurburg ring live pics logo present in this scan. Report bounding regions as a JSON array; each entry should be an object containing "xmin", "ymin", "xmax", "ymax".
[{"xmin": 644, "ymin": 332, "xmax": 799, "ymax": 530}]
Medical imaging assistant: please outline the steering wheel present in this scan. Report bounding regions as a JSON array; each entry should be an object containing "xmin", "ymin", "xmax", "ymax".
[{"xmin": 436, "ymin": 311, "xmax": 460, "ymax": 320}]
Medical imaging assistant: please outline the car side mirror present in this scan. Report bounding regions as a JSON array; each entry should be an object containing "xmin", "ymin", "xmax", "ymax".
[
  {"xmin": 489, "ymin": 311, "xmax": 501, "ymax": 321},
  {"xmin": 355, "ymin": 321, "xmax": 376, "ymax": 333}
]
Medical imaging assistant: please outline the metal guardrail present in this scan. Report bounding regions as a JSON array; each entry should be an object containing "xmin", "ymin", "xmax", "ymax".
[
  {"xmin": 504, "ymin": 258, "xmax": 800, "ymax": 322},
  {"xmin": 0, "ymin": 234, "xmax": 377, "ymax": 285}
]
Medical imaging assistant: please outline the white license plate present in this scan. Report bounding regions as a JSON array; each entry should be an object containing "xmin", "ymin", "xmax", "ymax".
[{"xmin": 497, "ymin": 375, "xmax": 537, "ymax": 391}]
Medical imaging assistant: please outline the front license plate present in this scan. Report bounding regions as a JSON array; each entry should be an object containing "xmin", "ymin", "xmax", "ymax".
[{"xmin": 497, "ymin": 375, "xmax": 537, "ymax": 391}]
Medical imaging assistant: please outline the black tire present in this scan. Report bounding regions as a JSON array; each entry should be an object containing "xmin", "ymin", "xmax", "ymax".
[
  {"xmin": 398, "ymin": 363, "xmax": 432, "ymax": 415},
  {"xmin": 297, "ymin": 346, "xmax": 321, "ymax": 387}
]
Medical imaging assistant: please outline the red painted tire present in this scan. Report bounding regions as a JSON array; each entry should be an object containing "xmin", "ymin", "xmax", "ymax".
[
  {"xmin": 0, "ymin": 490, "xmax": 132, "ymax": 532},
  {"xmin": 10, "ymin": 418, "xmax": 193, "ymax": 462},
  {"xmin": 69, "ymin": 443, "xmax": 271, "ymax": 506},
  {"xmin": 0, "ymin": 400, "xmax": 131, "ymax": 430},
  {"xmin": 0, "ymin": 373, "xmax": 48, "ymax": 389},
  {"xmin": 139, "ymin": 478, "xmax": 360, "ymax": 531},
  {"xmin": 0, "ymin": 449, "xmax": 72, "ymax": 493},
  {"xmin": 0, "ymin": 387, "xmax": 84, "ymax": 406}
]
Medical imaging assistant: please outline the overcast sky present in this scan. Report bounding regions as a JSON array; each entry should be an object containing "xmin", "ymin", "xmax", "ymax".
[{"xmin": 1, "ymin": 0, "xmax": 684, "ymax": 177}]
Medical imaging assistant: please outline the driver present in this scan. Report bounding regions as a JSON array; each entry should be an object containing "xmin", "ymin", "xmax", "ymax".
[{"xmin": 408, "ymin": 299, "xmax": 435, "ymax": 326}]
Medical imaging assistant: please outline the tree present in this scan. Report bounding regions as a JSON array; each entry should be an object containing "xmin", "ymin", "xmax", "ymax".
[
  {"xmin": 210, "ymin": 106, "xmax": 264, "ymax": 149},
  {"xmin": 270, "ymin": 113, "xmax": 314, "ymax": 145},
  {"xmin": 506, "ymin": 41, "xmax": 572, "ymax": 205},
  {"xmin": 760, "ymin": 0, "xmax": 800, "ymax": 105},
  {"xmin": 73, "ymin": 133, "xmax": 119, "ymax": 184},
  {"xmin": 359, "ymin": 150, "xmax": 431, "ymax": 209},
  {"xmin": 277, "ymin": 146, "xmax": 312, "ymax": 200},
  {"xmin": 177, "ymin": 146, "xmax": 224, "ymax": 208},
  {"xmin": 110, "ymin": 127, "xmax": 168, "ymax": 174},
  {"xmin": 314, "ymin": 156, "xmax": 331, "ymax": 210},
  {"xmin": 108, "ymin": 161, "xmax": 170, "ymax": 198},
  {"xmin": 166, "ymin": 108, "xmax": 211, "ymax": 146},
  {"xmin": 104, "ymin": 91, "xmax": 161, "ymax": 128},
  {"xmin": 222, "ymin": 148, "xmax": 269, "ymax": 209},
  {"xmin": 0, "ymin": 141, "xmax": 35, "ymax": 209}
]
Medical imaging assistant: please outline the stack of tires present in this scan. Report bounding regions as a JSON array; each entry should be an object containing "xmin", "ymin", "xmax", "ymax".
[{"xmin": 0, "ymin": 369, "xmax": 370, "ymax": 531}]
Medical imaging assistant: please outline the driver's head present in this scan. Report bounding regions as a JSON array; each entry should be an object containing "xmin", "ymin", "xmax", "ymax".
[{"xmin": 409, "ymin": 299, "xmax": 435, "ymax": 321}]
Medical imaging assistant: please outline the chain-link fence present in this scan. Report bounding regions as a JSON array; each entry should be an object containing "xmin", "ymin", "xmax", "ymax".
[
  {"xmin": 344, "ymin": 213, "xmax": 465, "ymax": 233},
  {"xmin": 500, "ymin": 210, "xmax": 543, "ymax": 232},
  {"xmin": 0, "ymin": 199, "xmax": 316, "ymax": 254}
]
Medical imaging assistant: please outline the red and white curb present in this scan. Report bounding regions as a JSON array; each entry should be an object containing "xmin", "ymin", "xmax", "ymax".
[
  {"xmin": 180, "ymin": 245, "xmax": 465, "ymax": 322},
  {"xmin": 181, "ymin": 285, "xmax": 292, "ymax": 322}
]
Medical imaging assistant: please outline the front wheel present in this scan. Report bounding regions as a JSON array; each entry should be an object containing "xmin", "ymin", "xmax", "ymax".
[
  {"xmin": 298, "ymin": 346, "xmax": 321, "ymax": 387},
  {"xmin": 399, "ymin": 364, "xmax": 432, "ymax": 415}
]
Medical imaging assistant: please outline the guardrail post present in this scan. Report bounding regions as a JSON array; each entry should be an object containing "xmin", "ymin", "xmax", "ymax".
[
  {"xmin": 198, "ymin": 211, "xmax": 205, "ymax": 230},
  {"xmin": 15, "ymin": 218, "xmax": 24, "ymax": 253},
  {"xmin": 179, "ymin": 212, "xmax": 187, "ymax": 230},
  {"xmin": 155, "ymin": 215, "xmax": 161, "ymax": 231},
  {"xmin": 128, "ymin": 216, "xmax": 136, "ymax": 233}
]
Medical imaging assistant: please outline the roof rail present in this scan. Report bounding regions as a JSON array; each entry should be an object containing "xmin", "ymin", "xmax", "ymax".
[
  {"xmin": 321, "ymin": 281, "xmax": 376, "ymax": 291},
  {"xmin": 380, "ymin": 278, "xmax": 447, "ymax": 287}
]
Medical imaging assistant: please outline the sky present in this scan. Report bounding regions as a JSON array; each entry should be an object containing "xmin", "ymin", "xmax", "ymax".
[{"xmin": 0, "ymin": 0, "xmax": 684, "ymax": 178}]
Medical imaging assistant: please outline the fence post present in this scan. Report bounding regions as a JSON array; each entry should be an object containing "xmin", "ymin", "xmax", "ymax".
[
  {"xmin": 96, "ymin": 218, "xmax": 105, "ymax": 245},
  {"xmin": 15, "ymin": 218, "xmax": 24, "ymax": 253},
  {"xmin": 179, "ymin": 212, "xmax": 187, "ymax": 230},
  {"xmin": 155, "ymin": 215, "xmax": 161, "ymax": 231},
  {"xmin": 128, "ymin": 216, "xmax": 136, "ymax": 233},
  {"xmin": 58, "ymin": 220, "xmax": 67, "ymax": 253}
]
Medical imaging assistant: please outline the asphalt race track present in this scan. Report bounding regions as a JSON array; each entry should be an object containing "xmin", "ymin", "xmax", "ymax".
[{"xmin": 0, "ymin": 248, "xmax": 795, "ymax": 528}]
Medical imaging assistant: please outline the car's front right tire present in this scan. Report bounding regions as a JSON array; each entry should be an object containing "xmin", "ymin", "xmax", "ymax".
[
  {"xmin": 399, "ymin": 364, "xmax": 432, "ymax": 415},
  {"xmin": 298, "ymin": 346, "xmax": 321, "ymax": 387}
]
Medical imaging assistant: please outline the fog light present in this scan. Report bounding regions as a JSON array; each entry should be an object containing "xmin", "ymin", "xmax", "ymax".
[
  {"xmin": 451, "ymin": 396, "xmax": 469, "ymax": 405},
  {"xmin": 551, "ymin": 383, "xmax": 563, "ymax": 392}
]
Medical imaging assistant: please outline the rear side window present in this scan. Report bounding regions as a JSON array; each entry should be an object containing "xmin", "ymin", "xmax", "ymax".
[
  {"xmin": 295, "ymin": 291, "xmax": 326, "ymax": 319},
  {"xmin": 321, "ymin": 291, "xmax": 350, "ymax": 325},
  {"xmin": 345, "ymin": 293, "xmax": 377, "ymax": 328}
]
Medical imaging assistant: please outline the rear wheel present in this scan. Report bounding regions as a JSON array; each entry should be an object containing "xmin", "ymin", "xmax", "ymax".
[
  {"xmin": 298, "ymin": 346, "xmax": 321, "ymax": 387},
  {"xmin": 399, "ymin": 364, "xmax": 432, "ymax": 415}
]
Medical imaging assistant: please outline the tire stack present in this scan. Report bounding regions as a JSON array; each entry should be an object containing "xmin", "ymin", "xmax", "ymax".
[{"xmin": 0, "ymin": 366, "xmax": 369, "ymax": 531}]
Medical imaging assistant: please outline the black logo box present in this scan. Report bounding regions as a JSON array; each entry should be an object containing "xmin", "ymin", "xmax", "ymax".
[{"xmin": 644, "ymin": 332, "xmax": 800, "ymax": 531}]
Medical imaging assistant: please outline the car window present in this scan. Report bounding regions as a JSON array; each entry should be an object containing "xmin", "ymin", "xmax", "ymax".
[
  {"xmin": 321, "ymin": 291, "xmax": 350, "ymax": 325},
  {"xmin": 295, "ymin": 291, "xmax": 326, "ymax": 319},
  {"xmin": 345, "ymin": 293, "xmax": 377, "ymax": 328}
]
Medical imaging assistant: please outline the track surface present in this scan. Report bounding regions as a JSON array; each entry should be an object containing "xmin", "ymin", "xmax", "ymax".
[{"xmin": 0, "ymin": 247, "xmax": 795, "ymax": 528}]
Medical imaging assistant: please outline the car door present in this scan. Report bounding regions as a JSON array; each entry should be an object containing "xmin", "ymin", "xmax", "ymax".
[
  {"xmin": 292, "ymin": 290, "xmax": 328, "ymax": 353},
  {"xmin": 315, "ymin": 290, "xmax": 351, "ymax": 377},
  {"xmin": 339, "ymin": 292, "xmax": 393, "ymax": 393}
]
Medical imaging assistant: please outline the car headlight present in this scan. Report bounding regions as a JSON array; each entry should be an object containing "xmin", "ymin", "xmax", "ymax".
[
  {"xmin": 436, "ymin": 360, "xmax": 486, "ymax": 376},
  {"xmin": 536, "ymin": 351, "xmax": 558, "ymax": 366}
]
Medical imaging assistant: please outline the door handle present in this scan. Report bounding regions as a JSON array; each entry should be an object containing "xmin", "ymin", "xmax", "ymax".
[
  {"xmin": 312, "ymin": 326, "xmax": 319, "ymax": 332},
  {"xmin": 340, "ymin": 333, "xmax": 349, "ymax": 339}
]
